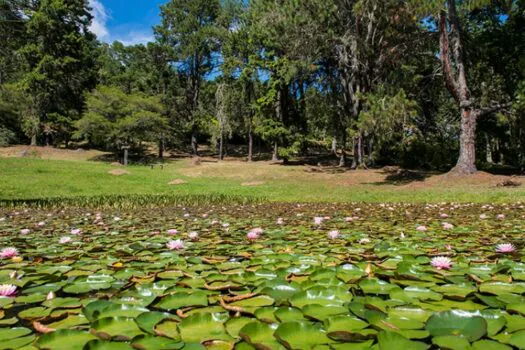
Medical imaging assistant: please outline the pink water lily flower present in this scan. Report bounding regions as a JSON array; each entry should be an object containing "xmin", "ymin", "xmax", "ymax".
[
  {"xmin": 496, "ymin": 243, "xmax": 516, "ymax": 253},
  {"xmin": 20, "ymin": 229, "xmax": 30, "ymax": 235},
  {"xmin": 442, "ymin": 222, "xmax": 454, "ymax": 230},
  {"xmin": 276, "ymin": 218, "xmax": 284, "ymax": 225},
  {"xmin": 497, "ymin": 214, "xmax": 505, "ymax": 220},
  {"xmin": 188, "ymin": 231, "xmax": 199, "ymax": 241},
  {"xmin": 167, "ymin": 239, "xmax": 184, "ymax": 250},
  {"xmin": 327, "ymin": 230, "xmax": 340, "ymax": 240},
  {"xmin": 416, "ymin": 225, "xmax": 427, "ymax": 232},
  {"xmin": 0, "ymin": 247, "xmax": 18, "ymax": 259},
  {"xmin": 0, "ymin": 284, "xmax": 17, "ymax": 297},
  {"xmin": 345, "ymin": 217, "xmax": 354, "ymax": 222},
  {"xmin": 246, "ymin": 231, "xmax": 259, "ymax": 240},
  {"xmin": 314, "ymin": 217, "xmax": 324, "ymax": 226},
  {"xmin": 70, "ymin": 228, "xmax": 82, "ymax": 235},
  {"xmin": 431, "ymin": 256, "xmax": 452, "ymax": 270},
  {"xmin": 59, "ymin": 236, "xmax": 72, "ymax": 244},
  {"xmin": 222, "ymin": 223, "xmax": 230, "ymax": 228},
  {"xmin": 480, "ymin": 214, "xmax": 488, "ymax": 220},
  {"xmin": 37, "ymin": 221, "xmax": 45, "ymax": 227},
  {"xmin": 440, "ymin": 213, "xmax": 449, "ymax": 218},
  {"xmin": 167, "ymin": 229, "xmax": 178, "ymax": 235},
  {"xmin": 359, "ymin": 238, "xmax": 371, "ymax": 244}
]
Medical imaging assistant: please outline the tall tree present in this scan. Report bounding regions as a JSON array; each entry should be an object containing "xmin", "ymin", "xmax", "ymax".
[
  {"xmin": 19, "ymin": 0, "xmax": 97, "ymax": 146},
  {"xmin": 155, "ymin": 0, "xmax": 220, "ymax": 156}
]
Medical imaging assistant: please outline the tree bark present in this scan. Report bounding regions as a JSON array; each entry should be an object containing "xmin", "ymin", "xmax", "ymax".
[
  {"xmin": 440, "ymin": 0, "xmax": 478, "ymax": 175},
  {"xmin": 331, "ymin": 138, "xmax": 337, "ymax": 156},
  {"xmin": 247, "ymin": 126, "xmax": 253, "ymax": 162},
  {"xmin": 272, "ymin": 141, "xmax": 279, "ymax": 162},
  {"xmin": 30, "ymin": 133, "xmax": 37, "ymax": 146},
  {"xmin": 339, "ymin": 131, "xmax": 347, "ymax": 167},
  {"xmin": 451, "ymin": 108, "xmax": 478, "ymax": 174},
  {"xmin": 218, "ymin": 132, "xmax": 223, "ymax": 161},
  {"xmin": 158, "ymin": 135, "xmax": 164, "ymax": 160},
  {"xmin": 485, "ymin": 133, "xmax": 493, "ymax": 164},
  {"xmin": 191, "ymin": 125, "xmax": 198, "ymax": 156}
]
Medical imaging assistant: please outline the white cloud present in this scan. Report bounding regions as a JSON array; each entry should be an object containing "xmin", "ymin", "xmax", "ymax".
[
  {"xmin": 119, "ymin": 32, "xmax": 155, "ymax": 46},
  {"xmin": 88, "ymin": 0, "xmax": 110, "ymax": 40},
  {"xmin": 87, "ymin": 0, "xmax": 154, "ymax": 46}
]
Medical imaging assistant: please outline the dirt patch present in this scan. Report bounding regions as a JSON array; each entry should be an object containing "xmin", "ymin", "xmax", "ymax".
[
  {"xmin": 0, "ymin": 146, "xmax": 108, "ymax": 161},
  {"xmin": 168, "ymin": 179, "xmax": 186, "ymax": 185},
  {"xmin": 108, "ymin": 169, "xmax": 130, "ymax": 176},
  {"xmin": 241, "ymin": 181, "xmax": 265, "ymax": 187}
]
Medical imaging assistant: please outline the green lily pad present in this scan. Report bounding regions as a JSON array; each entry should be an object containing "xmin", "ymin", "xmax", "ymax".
[
  {"xmin": 274, "ymin": 322, "xmax": 332, "ymax": 349},
  {"xmin": 36, "ymin": 330, "xmax": 97, "ymax": 350},
  {"xmin": 156, "ymin": 291, "xmax": 209, "ymax": 311},
  {"xmin": 377, "ymin": 331, "xmax": 428, "ymax": 350},
  {"xmin": 425, "ymin": 310, "xmax": 487, "ymax": 341},
  {"xmin": 432, "ymin": 335, "xmax": 471, "ymax": 350},
  {"xmin": 178, "ymin": 313, "xmax": 232, "ymax": 343},
  {"xmin": 91, "ymin": 317, "xmax": 145, "ymax": 340},
  {"xmin": 239, "ymin": 322, "xmax": 284, "ymax": 349}
]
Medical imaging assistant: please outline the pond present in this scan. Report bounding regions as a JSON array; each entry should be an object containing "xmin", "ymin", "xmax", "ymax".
[{"xmin": 0, "ymin": 203, "xmax": 524, "ymax": 349}]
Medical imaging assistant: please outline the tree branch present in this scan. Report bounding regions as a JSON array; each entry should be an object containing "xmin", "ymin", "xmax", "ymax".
[{"xmin": 477, "ymin": 102, "xmax": 513, "ymax": 118}]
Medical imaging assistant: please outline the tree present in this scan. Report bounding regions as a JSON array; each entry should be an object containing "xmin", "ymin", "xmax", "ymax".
[
  {"xmin": 155, "ymin": 0, "xmax": 221, "ymax": 156},
  {"xmin": 411, "ymin": 0, "xmax": 514, "ymax": 174},
  {"xmin": 74, "ymin": 86, "xmax": 169, "ymax": 157},
  {"xmin": 18, "ymin": 0, "xmax": 97, "ymax": 146}
]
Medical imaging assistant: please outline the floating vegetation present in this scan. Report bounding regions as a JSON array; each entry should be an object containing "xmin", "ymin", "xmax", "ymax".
[{"xmin": 0, "ymin": 202, "xmax": 524, "ymax": 349}]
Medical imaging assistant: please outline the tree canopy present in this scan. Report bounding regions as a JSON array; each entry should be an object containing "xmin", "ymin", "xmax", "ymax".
[{"xmin": 0, "ymin": 0, "xmax": 524, "ymax": 173}]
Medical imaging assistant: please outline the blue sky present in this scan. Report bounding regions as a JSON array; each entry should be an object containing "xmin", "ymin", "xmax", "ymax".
[{"xmin": 88, "ymin": 0, "xmax": 164, "ymax": 45}]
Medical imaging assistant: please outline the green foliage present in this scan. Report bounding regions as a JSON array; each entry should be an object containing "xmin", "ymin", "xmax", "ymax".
[{"xmin": 74, "ymin": 86, "xmax": 169, "ymax": 151}]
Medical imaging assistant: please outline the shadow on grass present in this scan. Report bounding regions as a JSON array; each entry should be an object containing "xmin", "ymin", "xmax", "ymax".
[{"xmin": 368, "ymin": 166, "xmax": 437, "ymax": 186}]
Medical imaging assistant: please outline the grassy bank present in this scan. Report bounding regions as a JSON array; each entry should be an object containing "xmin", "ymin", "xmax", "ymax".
[{"xmin": 1, "ymin": 155, "xmax": 524, "ymax": 205}]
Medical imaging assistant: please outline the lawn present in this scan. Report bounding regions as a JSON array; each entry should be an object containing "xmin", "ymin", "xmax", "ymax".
[{"xmin": 1, "ymin": 154, "xmax": 524, "ymax": 205}]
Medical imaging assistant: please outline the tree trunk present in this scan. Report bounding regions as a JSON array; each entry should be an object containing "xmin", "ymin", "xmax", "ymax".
[
  {"xmin": 191, "ymin": 127, "xmax": 198, "ymax": 156},
  {"xmin": 247, "ymin": 127, "xmax": 253, "ymax": 162},
  {"xmin": 331, "ymin": 138, "xmax": 337, "ymax": 156},
  {"xmin": 158, "ymin": 135, "xmax": 164, "ymax": 160},
  {"xmin": 272, "ymin": 141, "xmax": 279, "ymax": 162},
  {"xmin": 218, "ymin": 132, "xmax": 223, "ymax": 161},
  {"xmin": 30, "ymin": 133, "xmax": 37, "ymax": 146},
  {"xmin": 485, "ymin": 133, "xmax": 492, "ymax": 164},
  {"xmin": 450, "ymin": 108, "xmax": 477, "ymax": 174},
  {"xmin": 339, "ymin": 131, "xmax": 347, "ymax": 167},
  {"xmin": 368, "ymin": 136, "xmax": 374, "ymax": 166}
]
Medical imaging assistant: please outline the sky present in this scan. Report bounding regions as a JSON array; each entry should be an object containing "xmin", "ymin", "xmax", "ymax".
[{"xmin": 88, "ymin": 0, "xmax": 165, "ymax": 46}]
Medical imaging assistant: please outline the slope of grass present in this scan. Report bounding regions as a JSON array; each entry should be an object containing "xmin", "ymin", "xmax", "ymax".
[{"xmin": 1, "ymin": 157, "xmax": 524, "ymax": 204}]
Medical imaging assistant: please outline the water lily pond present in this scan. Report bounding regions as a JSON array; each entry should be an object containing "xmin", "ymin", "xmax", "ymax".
[{"xmin": 0, "ymin": 203, "xmax": 524, "ymax": 350}]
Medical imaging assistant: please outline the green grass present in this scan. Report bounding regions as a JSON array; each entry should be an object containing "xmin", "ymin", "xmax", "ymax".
[{"xmin": 1, "ymin": 157, "xmax": 524, "ymax": 205}]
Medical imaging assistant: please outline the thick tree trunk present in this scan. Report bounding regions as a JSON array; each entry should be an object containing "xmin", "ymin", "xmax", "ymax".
[
  {"xmin": 30, "ymin": 134, "xmax": 37, "ymax": 146},
  {"xmin": 450, "ymin": 108, "xmax": 477, "ymax": 174},
  {"xmin": 331, "ymin": 138, "xmax": 337, "ymax": 156}
]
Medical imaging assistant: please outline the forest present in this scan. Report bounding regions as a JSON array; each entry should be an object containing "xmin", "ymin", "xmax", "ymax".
[{"xmin": 1, "ymin": 0, "xmax": 524, "ymax": 174}]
